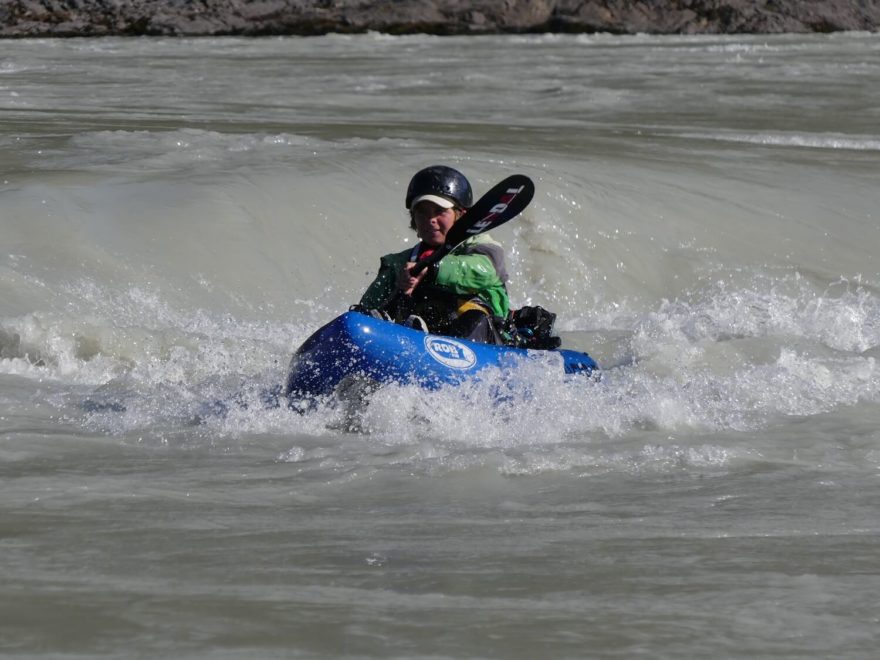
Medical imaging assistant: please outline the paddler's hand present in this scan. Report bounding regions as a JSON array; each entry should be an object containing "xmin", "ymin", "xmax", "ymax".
[{"xmin": 396, "ymin": 261, "xmax": 427, "ymax": 296}]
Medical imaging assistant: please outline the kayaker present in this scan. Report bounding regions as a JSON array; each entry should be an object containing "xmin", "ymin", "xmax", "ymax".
[{"xmin": 357, "ymin": 165, "xmax": 510, "ymax": 344}]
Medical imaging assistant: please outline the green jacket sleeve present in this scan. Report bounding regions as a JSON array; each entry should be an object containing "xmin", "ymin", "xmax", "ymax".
[
  {"xmin": 358, "ymin": 248, "xmax": 411, "ymax": 309},
  {"xmin": 434, "ymin": 241, "xmax": 510, "ymax": 318},
  {"xmin": 359, "ymin": 262, "xmax": 395, "ymax": 309},
  {"xmin": 435, "ymin": 253, "xmax": 502, "ymax": 295}
]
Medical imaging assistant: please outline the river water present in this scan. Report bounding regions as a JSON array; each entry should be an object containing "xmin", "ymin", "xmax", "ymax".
[{"xmin": 2, "ymin": 32, "xmax": 879, "ymax": 658}]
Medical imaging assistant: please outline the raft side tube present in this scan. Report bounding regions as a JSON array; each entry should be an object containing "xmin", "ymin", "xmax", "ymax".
[{"xmin": 283, "ymin": 311, "xmax": 599, "ymax": 403}]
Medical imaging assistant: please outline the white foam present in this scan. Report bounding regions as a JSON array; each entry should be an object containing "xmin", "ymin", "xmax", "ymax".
[{"xmin": 679, "ymin": 131, "xmax": 880, "ymax": 152}]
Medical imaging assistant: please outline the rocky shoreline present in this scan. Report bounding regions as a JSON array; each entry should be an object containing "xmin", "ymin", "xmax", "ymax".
[{"xmin": 1, "ymin": 1, "xmax": 878, "ymax": 38}]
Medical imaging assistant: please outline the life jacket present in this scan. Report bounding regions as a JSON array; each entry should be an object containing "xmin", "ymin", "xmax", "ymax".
[{"xmin": 407, "ymin": 243, "xmax": 492, "ymax": 329}]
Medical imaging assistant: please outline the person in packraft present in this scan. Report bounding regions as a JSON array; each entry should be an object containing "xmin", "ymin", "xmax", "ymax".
[{"xmin": 357, "ymin": 165, "xmax": 510, "ymax": 344}]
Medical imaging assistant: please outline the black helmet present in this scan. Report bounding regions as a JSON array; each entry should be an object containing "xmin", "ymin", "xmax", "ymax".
[{"xmin": 405, "ymin": 165, "xmax": 473, "ymax": 210}]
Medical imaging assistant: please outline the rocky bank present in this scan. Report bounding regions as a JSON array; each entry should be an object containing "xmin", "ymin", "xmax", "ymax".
[{"xmin": 1, "ymin": 0, "xmax": 878, "ymax": 38}]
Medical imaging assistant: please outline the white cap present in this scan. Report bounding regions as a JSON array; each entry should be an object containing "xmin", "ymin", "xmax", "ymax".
[{"xmin": 410, "ymin": 194, "xmax": 454, "ymax": 209}]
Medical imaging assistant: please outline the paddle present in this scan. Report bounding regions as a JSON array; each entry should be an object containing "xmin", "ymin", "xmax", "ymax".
[
  {"xmin": 409, "ymin": 174, "xmax": 534, "ymax": 276},
  {"xmin": 378, "ymin": 174, "xmax": 534, "ymax": 320}
]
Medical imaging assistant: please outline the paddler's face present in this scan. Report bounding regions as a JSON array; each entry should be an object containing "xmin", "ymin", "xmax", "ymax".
[{"xmin": 412, "ymin": 201, "xmax": 458, "ymax": 247}]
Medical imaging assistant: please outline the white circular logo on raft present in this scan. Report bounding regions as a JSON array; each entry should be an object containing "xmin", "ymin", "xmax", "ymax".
[{"xmin": 424, "ymin": 336, "xmax": 477, "ymax": 370}]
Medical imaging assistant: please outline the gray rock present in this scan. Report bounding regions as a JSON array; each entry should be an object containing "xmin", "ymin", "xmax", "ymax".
[{"xmin": 1, "ymin": 0, "xmax": 878, "ymax": 37}]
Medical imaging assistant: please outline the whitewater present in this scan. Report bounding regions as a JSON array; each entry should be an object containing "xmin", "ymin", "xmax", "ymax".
[{"xmin": 2, "ymin": 32, "xmax": 879, "ymax": 657}]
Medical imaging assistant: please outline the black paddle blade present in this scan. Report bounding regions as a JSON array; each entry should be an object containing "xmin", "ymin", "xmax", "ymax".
[{"xmin": 445, "ymin": 174, "xmax": 534, "ymax": 248}]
